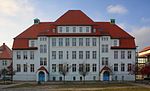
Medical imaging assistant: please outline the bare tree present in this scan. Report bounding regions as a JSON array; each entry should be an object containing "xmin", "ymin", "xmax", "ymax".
[
  {"xmin": 79, "ymin": 64, "xmax": 89, "ymax": 83},
  {"xmin": 0, "ymin": 68, "xmax": 8, "ymax": 84},
  {"xmin": 59, "ymin": 63, "xmax": 70, "ymax": 83}
]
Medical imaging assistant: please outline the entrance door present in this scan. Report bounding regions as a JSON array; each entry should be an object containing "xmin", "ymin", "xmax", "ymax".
[
  {"xmin": 39, "ymin": 71, "xmax": 45, "ymax": 82},
  {"xmin": 103, "ymin": 71, "xmax": 110, "ymax": 81}
]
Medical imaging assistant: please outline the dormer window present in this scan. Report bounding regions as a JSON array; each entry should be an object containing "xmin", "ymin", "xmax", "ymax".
[
  {"xmin": 31, "ymin": 40, "xmax": 35, "ymax": 47},
  {"xmin": 59, "ymin": 27, "xmax": 62, "ymax": 32},
  {"xmin": 114, "ymin": 40, "xmax": 117, "ymax": 46},
  {"xmin": 66, "ymin": 27, "xmax": 69, "ymax": 32},
  {"xmin": 79, "ymin": 27, "xmax": 82, "ymax": 32},
  {"xmin": 86, "ymin": 27, "xmax": 89, "ymax": 32},
  {"xmin": 73, "ymin": 27, "xmax": 76, "ymax": 33}
]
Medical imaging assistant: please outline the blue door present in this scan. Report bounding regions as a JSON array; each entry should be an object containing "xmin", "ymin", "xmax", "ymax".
[
  {"xmin": 39, "ymin": 71, "xmax": 45, "ymax": 82},
  {"xmin": 103, "ymin": 71, "xmax": 109, "ymax": 81}
]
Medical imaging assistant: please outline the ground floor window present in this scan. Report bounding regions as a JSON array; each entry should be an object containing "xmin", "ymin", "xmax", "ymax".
[
  {"xmin": 115, "ymin": 76, "xmax": 117, "ymax": 81},
  {"xmin": 93, "ymin": 76, "xmax": 96, "ymax": 80},
  {"xmin": 80, "ymin": 76, "xmax": 82, "ymax": 81},
  {"xmin": 53, "ymin": 77, "xmax": 56, "ymax": 81},
  {"xmin": 73, "ymin": 76, "xmax": 76, "ymax": 81},
  {"xmin": 59, "ymin": 77, "xmax": 62, "ymax": 81}
]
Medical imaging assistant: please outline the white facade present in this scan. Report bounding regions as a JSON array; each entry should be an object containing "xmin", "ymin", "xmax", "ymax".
[{"xmin": 13, "ymin": 26, "xmax": 136, "ymax": 81}]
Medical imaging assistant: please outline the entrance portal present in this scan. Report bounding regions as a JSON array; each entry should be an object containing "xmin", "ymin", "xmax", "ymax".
[
  {"xmin": 103, "ymin": 71, "xmax": 110, "ymax": 81},
  {"xmin": 38, "ymin": 71, "xmax": 45, "ymax": 82}
]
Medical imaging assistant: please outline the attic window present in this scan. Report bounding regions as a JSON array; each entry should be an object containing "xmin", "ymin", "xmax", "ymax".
[
  {"xmin": 52, "ymin": 29, "xmax": 56, "ymax": 33},
  {"xmin": 66, "ymin": 27, "xmax": 69, "ymax": 32},
  {"xmin": 93, "ymin": 29, "xmax": 96, "ymax": 33},
  {"xmin": 86, "ymin": 27, "xmax": 89, "ymax": 32},
  {"xmin": 59, "ymin": 27, "xmax": 62, "ymax": 32}
]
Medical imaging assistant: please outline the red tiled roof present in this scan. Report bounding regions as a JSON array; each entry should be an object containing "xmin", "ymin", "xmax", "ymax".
[
  {"xmin": 0, "ymin": 43, "xmax": 12, "ymax": 60},
  {"xmin": 13, "ymin": 10, "xmax": 136, "ymax": 49},
  {"xmin": 139, "ymin": 46, "xmax": 150, "ymax": 53},
  {"xmin": 37, "ymin": 66, "xmax": 49, "ymax": 74},
  {"xmin": 139, "ymin": 53, "xmax": 150, "ymax": 57},
  {"xmin": 55, "ymin": 10, "xmax": 94, "ymax": 25}
]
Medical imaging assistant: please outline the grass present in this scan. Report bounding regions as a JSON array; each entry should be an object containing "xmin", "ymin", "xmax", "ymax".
[{"xmin": 98, "ymin": 88, "xmax": 150, "ymax": 91}]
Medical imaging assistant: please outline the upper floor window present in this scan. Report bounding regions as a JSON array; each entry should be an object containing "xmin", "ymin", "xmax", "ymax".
[
  {"xmin": 59, "ymin": 38, "xmax": 63, "ymax": 46},
  {"xmin": 92, "ymin": 38, "xmax": 96, "ymax": 46},
  {"xmin": 16, "ymin": 51, "xmax": 21, "ymax": 59},
  {"xmin": 102, "ymin": 57, "xmax": 108, "ymax": 65},
  {"xmin": 121, "ymin": 51, "xmax": 125, "ymax": 59},
  {"xmin": 79, "ymin": 51, "xmax": 83, "ymax": 59},
  {"xmin": 72, "ymin": 51, "xmax": 76, "ymax": 59},
  {"xmin": 72, "ymin": 64, "xmax": 76, "ymax": 72},
  {"xmin": 92, "ymin": 64, "xmax": 97, "ymax": 72},
  {"xmin": 86, "ymin": 51, "xmax": 90, "ymax": 59},
  {"xmin": 86, "ymin": 38, "xmax": 90, "ymax": 46},
  {"xmin": 73, "ymin": 27, "xmax": 76, "ymax": 33},
  {"xmin": 30, "ymin": 64, "xmax": 34, "ymax": 72},
  {"xmin": 86, "ymin": 27, "xmax": 89, "ymax": 32},
  {"xmin": 17, "ymin": 64, "xmax": 21, "ymax": 72},
  {"xmin": 23, "ymin": 64, "xmax": 27, "ymax": 72},
  {"xmin": 79, "ymin": 38, "xmax": 83, "ymax": 46},
  {"xmin": 43, "ymin": 45, "xmax": 47, "ymax": 53},
  {"xmin": 2, "ymin": 60, "xmax": 7, "ymax": 66},
  {"xmin": 31, "ymin": 40, "xmax": 35, "ymax": 47},
  {"xmin": 128, "ymin": 63, "xmax": 132, "ymax": 71},
  {"xmin": 59, "ymin": 27, "xmax": 62, "ymax": 32},
  {"xmin": 114, "ymin": 51, "xmax": 118, "ymax": 59},
  {"xmin": 30, "ymin": 51, "xmax": 34, "ymax": 60},
  {"xmin": 79, "ymin": 27, "xmax": 82, "ymax": 32},
  {"xmin": 40, "ymin": 45, "xmax": 43, "ymax": 53},
  {"xmin": 92, "ymin": 51, "xmax": 97, "ymax": 59},
  {"xmin": 65, "ymin": 38, "xmax": 70, "ymax": 46},
  {"xmin": 86, "ymin": 64, "xmax": 90, "ymax": 72},
  {"xmin": 66, "ymin": 51, "xmax": 69, "ymax": 59},
  {"xmin": 102, "ymin": 36, "xmax": 108, "ymax": 41},
  {"xmin": 121, "ymin": 63, "xmax": 125, "ymax": 71},
  {"xmin": 23, "ymin": 51, "xmax": 27, "ymax": 60},
  {"xmin": 72, "ymin": 38, "xmax": 76, "ymax": 46},
  {"xmin": 52, "ymin": 51, "xmax": 56, "ymax": 59},
  {"xmin": 40, "ymin": 57, "xmax": 47, "ymax": 66},
  {"xmin": 66, "ymin": 27, "xmax": 69, "ymax": 32},
  {"xmin": 52, "ymin": 64, "xmax": 56, "ymax": 72},
  {"xmin": 102, "ymin": 44, "xmax": 108, "ymax": 53},
  {"xmin": 114, "ymin": 63, "xmax": 118, "ymax": 71},
  {"xmin": 59, "ymin": 51, "xmax": 63, "ymax": 59},
  {"xmin": 114, "ymin": 40, "xmax": 117, "ymax": 46},
  {"xmin": 127, "ymin": 51, "xmax": 132, "ymax": 59},
  {"xmin": 52, "ymin": 38, "xmax": 56, "ymax": 46}
]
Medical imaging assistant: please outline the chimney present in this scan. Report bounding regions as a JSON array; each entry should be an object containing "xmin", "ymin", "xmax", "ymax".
[
  {"xmin": 110, "ymin": 19, "xmax": 115, "ymax": 24},
  {"xmin": 3, "ymin": 43, "xmax": 5, "ymax": 46},
  {"xmin": 34, "ymin": 18, "xmax": 40, "ymax": 24}
]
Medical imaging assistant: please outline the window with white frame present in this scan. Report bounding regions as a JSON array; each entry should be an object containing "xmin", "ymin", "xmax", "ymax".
[
  {"xmin": 79, "ymin": 38, "xmax": 83, "ymax": 46},
  {"xmin": 40, "ymin": 45, "xmax": 43, "ymax": 53},
  {"xmin": 66, "ymin": 51, "xmax": 69, "ymax": 59},
  {"xmin": 40, "ymin": 57, "xmax": 47, "ymax": 66},
  {"xmin": 114, "ymin": 51, "xmax": 118, "ymax": 59},
  {"xmin": 102, "ymin": 57, "xmax": 108, "ymax": 65},
  {"xmin": 92, "ymin": 38, "xmax": 96, "ymax": 46},
  {"xmin": 30, "ymin": 51, "xmax": 34, "ymax": 60},
  {"xmin": 52, "ymin": 64, "xmax": 56, "ymax": 72},
  {"xmin": 127, "ymin": 63, "xmax": 132, "ymax": 71},
  {"xmin": 86, "ymin": 38, "xmax": 90, "ymax": 46},
  {"xmin": 92, "ymin": 64, "xmax": 97, "ymax": 72},
  {"xmin": 52, "ymin": 38, "xmax": 56, "ymax": 46},
  {"xmin": 73, "ymin": 27, "xmax": 76, "ymax": 32},
  {"xmin": 79, "ymin": 27, "xmax": 82, "ymax": 32},
  {"xmin": 31, "ymin": 40, "xmax": 35, "ymax": 47},
  {"xmin": 59, "ymin": 27, "xmax": 62, "ymax": 32},
  {"xmin": 52, "ymin": 51, "xmax": 56, "ymax": 59},
  {"xmin": 79, "ymin": 51, "xmax": 83, "ymax": 59},
  {"xmin": 127, "ymin": 51, "xmax": 132, "ymax": 59},
  {"xmin": 86, "ymin": 27, "xmax": 89, "ymax": 32},
  {"xmin": 23, "ymin": 64, "xmax": 27, "ymax": 72},
  {"xmin": 121, "ymin": 51, "xmax": 125, "ymax": 59},
  {"xmin": 17, "ymin": 64, "xmax": 21, "ymax": 72},
  {"xmin": 114, "ymin": 40, "xmax": 117, "ymax": 46},
  {"xmin": 16, "ymin": 51, "xmax": 21, "ymax": 59},
  {"xmin": 59, "ymin": 64, "xmax": 63, "ymax": 72},
  {"xmin": 59, "ymin": 38, "xmax": 63, "ymax": 46},
  {"xmin": 92, "ymin": 51, "xmax": 97, "ymax": 59},
  {"xmin": 43, "ymin": 45, "xmax": 47, "ymax": 53},
  {"xmin": 72, "ymin": 51, "xmax": 76, "ymax": 59},
  {"xmin": 72, "ymin": 38, "xmax": 76, "ymax": 46},
  {"xmin": 23, "ymin": 51, "xmax": 27, "ymax": 60},
  {"xmin": 65, "ymin": 38, "xmax": 70, "ymax": 46},
  {"xmin": 30, "ymin": 64, "xmax": 34, "ymax": 72},
  {"xmin": 86, "ymin": 51, "xmax": 90, "ymax": 59},
  {"xmin": 66, "ymin": 27, "xmax": 69, "ymax": 32},
  {"xmin": 2, "ymin": 60, "xmax": 7, "ymax": 66},
  {"xmin": 114, "ymin": 63, "xmax": 118, "ymax": 71},
  {"xmin": 86, "ymin": 64, "xmax": 90, "ymax": 72},
  {"xmin": 59, "ymin": 51, "xmax": 63, "ymax": 59},
  {"xmin": 121, "ymin": 63, "xmax": 125, "ymax": 71},
  {"xmin": 102, "ymin": 44, "xmax": 108, "ymax": 53},
  {"xmin": 72, "ymin": 64, "xmax": 76, "ymax": 72}
]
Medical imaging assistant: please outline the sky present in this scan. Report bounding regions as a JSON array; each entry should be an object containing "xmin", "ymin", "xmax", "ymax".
[{"xmin": 0, "ymin": 0, "xmax": 150, "ymax": 51}]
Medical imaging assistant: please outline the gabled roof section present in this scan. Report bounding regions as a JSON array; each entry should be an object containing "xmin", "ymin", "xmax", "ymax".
[
  {"xmin": 0, "ymin": 43, "xmax": 12, "ymax": 60},
  {"xmin": 55, "ymin": 10, "xmax": 94, "ymax": 25},
  {"xmin": 139, "ymin": 46, "xmax": 150, "ymax": 53}
]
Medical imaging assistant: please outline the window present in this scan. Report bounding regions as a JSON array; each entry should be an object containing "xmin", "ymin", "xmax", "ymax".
[
  {"xmin": 2, "ymin": 60, "xmax": 7, "ymax": 66},
  {"xmin": 31, "ymin": 40, "xmax": 35, "ymax": 47},
  {"xmin": 73, "ymin": 76, "xmax": 76, "ymax": 81},
  {"xmin": 92, "ymin": 64, "xmax": 97, "ymax": 72},
  {"xmin": 114, "ymin": 64, "xmax": 118, "ymax": 71},
  {"xmin": 86, "ymin": 64, "xmax": 90, "ymax": 72},
  {"xmin": 114, "ymin": 51, "xmax": 118, "ymax": 59},
  {"xmin": 93, "ymin": 76, "xmax": 96, "ymax": 80},
  {"xmin": 72, "ymin": 64, "xmax": 76, "ymax": 72},
  {"xmin": 40, "ymin": 58, "xmax": 47, "ymax": 66},
  {"xmin": 53, "ymin": 77, "xmax": 56, "ymax": 81},
  {"xmin": 59, "ymin": 38, "xmax": 63, "ymax": 46},
  {"xmin": 40, "ymin": 58, "xmax": 43, "ymax": 65},
  {"xmin": 30, "ymin": 64, "xmax": 34, "ymax": 72},
  {"xmin": 52, "ymin": 64, "xmax": 56, "ymax": 72},
  {"xmin": 16, "ymin": 51, "xmax": 21, "ymax": 59},
  {"xmin": 66, "ymin": 27, "xmax": 69, "ymax": 32},
  {"xmin": 59, "ymin": 77, "xmax": 62, "ymax": 81},
  {"xmin": 73, "ymin": 27, "xmax": 76, "ymax": 32},
  {"xmin": 128, "ymin": 63, "xmax": 132, "ymax": 71},
  {"xmin": 79, "ymin": 38, "xmax": 83, "ymax": 46},
  {"xmin": 72, "ymin": 51, "xmax": 76, "ymax": 59},
  {"xmin": 79, "ymin": 64, "xmax": 83, "ymax": 72},
  {"xmin": 23, "ymin": 64, "xmax": 27, "ymax": 72},
  {"xmin": 121, "ymin": 51, "xmax": 125, "ymax": 59},
  {"xmin": 102, "ymin": 36, "xmax": 108, "ymax": 41},
  {"xmin": 79, "ymin": 27, "xmax": 82, "ymax": 32},
  {"xmin": 86, "ymin": 27, "xmax": 89, "ymax": 32},
  {"xmin": 30, "ymin": 51, "xmax": 34, "ymax": 60},
  {"xmin": 59, "ymin": 64, "xmax": 63, "ymax": 72},
  {"xmin": 23, "ymin": 51, "xmax": 27, "ymax": 59},
  {"xmin": 114, "ymin": 40, "xmax": 117, "ymax": 46},
  {"xmin": 92, "ymin": 38, "xmax": 96, "ymax": 46},
  {"xmin": 86, "ymin": 51, "xmax": 90, "ymax": 59},
  {"xmin": 43, "ymin": 45, "xmax": 47, "ymax": 53},
  {"xmin": 52, "ymin": 38, "xmax": 56, "ymax": 46},
  {"xmin": 17, "ymin": 64, "xmax": 21, "ymax": 72},
  {"xmin": 79, "ymin": 51, "xmax": 83, "ymax": 59},
  {"xmin": 128, "ymin": 51, "xmax": 132, "ymax": 59},
  {"xmin": 65, "ymin": 38, "xmax": 70, "ymax": 46},
  {"xmin": 72, "ymin": 38, "xmax": 76, "ymax": 46},
  {"xmin": 66, "ymin": 51, "xmax": 69, "ymax": 59},
  {"xmin": 86, "ymin": 38, "xmax": 90, "ymax": 46},
  {"xmin": 121, "ymin": 63, "xmax": 125, "ymax": 71},
  {"xmin": 52, "ymin": 51, "xmax": 56, "ymax": 59},
  {"xmin": 40, "ymin": 45, "xmax": 43, "ymax": 53},
  {"xmin": 102, "ymin": 44, "xmax": 108, "ymax": 53},
  {"xmin": 92, "ymin": 51, "xmax": 97, "ymax": 59},
  {"xmin": 102, "ymin": 57, "xmax": 108, "ymax": 65},
  {"xmin": 44, "ymin": 58, "xmax": 47, "ymax": 66},
  {"xmin": 59, "ymin": 27, "xmax": 62, "ymax": 32},
  {"xmin": 59, "ymin": 51, "xmax": 63, "ymax": 59}
]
